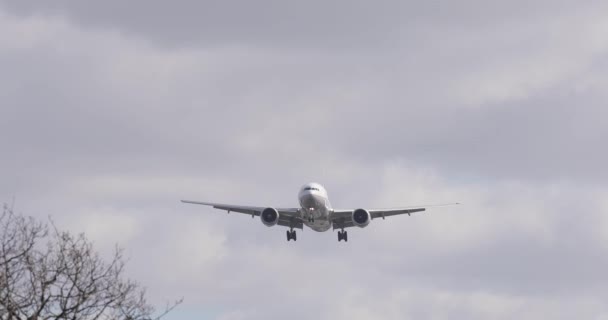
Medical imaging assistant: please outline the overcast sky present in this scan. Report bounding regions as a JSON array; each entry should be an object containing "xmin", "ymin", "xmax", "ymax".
[{"xmin": 1, "ymin": 0, "xmax": 608, "ymax": 319}]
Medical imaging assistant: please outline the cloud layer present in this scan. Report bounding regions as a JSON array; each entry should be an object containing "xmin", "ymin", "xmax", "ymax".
[{"xmin": 1, "ymin": 1, "xmax": 608, "ymax": 319}]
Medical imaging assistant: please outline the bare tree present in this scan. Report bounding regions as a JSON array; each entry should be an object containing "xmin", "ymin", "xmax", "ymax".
[{"xmin": 0, "ymin": 204, "xmax": 181, "ymax": 320}]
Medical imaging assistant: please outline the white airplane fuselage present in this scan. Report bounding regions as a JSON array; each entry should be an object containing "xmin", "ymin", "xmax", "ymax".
[{"xmin": 298, "ymin": 183, "xmax": 333, "ymax": 232}]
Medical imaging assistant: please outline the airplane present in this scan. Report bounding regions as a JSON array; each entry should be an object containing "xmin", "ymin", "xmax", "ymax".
[{"xmin": 181, "ymin": 182, "xmax": 458, "ymax": 242}]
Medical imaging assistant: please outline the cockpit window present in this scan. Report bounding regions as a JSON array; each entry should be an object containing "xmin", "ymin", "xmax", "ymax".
[{"xmin": 304, "ymin": 187, "xmax": 320, "ymax": 191}]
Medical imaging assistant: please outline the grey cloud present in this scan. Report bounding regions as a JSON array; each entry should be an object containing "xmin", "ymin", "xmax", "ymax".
[
  {"xmin": 2, "ymin": 0, "xmax": 607, "ymax": 186},
  {"xmin": 2, "ymin": 2, "xmax": 608, "ymax": 319},
  {"xmin": 0, "ymin": 0, "xmax": 597, "ymax": 49},
  {"xmin": 329, "ymin": 94, "xmax": 608, "ymax": 183}
]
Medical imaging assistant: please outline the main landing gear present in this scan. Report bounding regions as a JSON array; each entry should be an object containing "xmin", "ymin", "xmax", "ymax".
[
  {"xmin": 286, "ymin": 229, "xmax": 297, "ymax": 241},
  {"xmin": 337, "ymin": 230, "xmax": 348, "ymax": 242}
]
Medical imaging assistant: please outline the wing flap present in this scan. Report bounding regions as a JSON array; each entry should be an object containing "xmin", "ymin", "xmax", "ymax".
[
  {"xmin": 181, "ymin": 200, "xmax": 302, "ymax": 229},
  {"xmin": 332, "ymin": 217, "xmax": 355, "ymax": 230},
  {"xmin": 330, "ymin": 205, "xmax": 452, "ymax": 229},
  {"xmin": 278, "ymin": 216, "xmax": 304, "ymax": 230},
  {"xmin": 181, "ymin": 200, "xmax": 262, "ymax": 215},
  {"xmin": 370, "ymin": 208, "xmax": 426, "ymax": 219}
]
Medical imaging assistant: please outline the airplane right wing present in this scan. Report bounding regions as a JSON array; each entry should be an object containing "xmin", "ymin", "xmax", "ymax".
[{"xmin": 180, "ymin": 200, "xmax": 304, "ymax": 229}]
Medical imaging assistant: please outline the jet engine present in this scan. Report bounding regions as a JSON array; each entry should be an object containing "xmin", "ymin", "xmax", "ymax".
[
  {"xmin": 352, "ymin": 208, "xmax": 371, "ymax": 228},
  {"xmin": 260, "ymin": 207, "xmax": 280, "ymax": 227}
]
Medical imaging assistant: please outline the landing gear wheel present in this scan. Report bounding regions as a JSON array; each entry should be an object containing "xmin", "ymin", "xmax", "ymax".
[
  {"xmin": 286, "ymin": 230, "xmax": 297, "ymax": 241},
  {"xmin": 338, "ymin": 231, "xmax": 348, "ymax": 242}
]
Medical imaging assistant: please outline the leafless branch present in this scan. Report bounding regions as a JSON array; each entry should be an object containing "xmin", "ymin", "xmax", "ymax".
[{"xmin": 0, "ymin": 204, "xmax": 181, "ymax": 320}]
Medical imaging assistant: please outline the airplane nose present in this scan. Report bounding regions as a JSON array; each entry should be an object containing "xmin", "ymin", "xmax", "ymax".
[{"xmin": 300, "ymin": 193, "xmax": 318, "ymax": 208}]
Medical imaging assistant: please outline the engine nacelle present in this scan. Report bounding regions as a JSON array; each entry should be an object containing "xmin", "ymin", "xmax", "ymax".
[
  {"xmin": 260, "ymin": 207, "xmax": 279, "ymax": 227},
  {"xmin": 352, "ymin": 208, "xmax": 371, "ymax": 228}
]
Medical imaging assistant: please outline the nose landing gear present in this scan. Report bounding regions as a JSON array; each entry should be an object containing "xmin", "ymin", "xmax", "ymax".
[
  {"xmin": 337, "ymin": 230, "xmax": 348, "ymax": 242},
  {"xmin": 306, "ymin": 208, "xmax": 315, "ymax": 223},
  {"xmin": 286, "ymin": 229, "xmax": 297, "ymax": 241}
]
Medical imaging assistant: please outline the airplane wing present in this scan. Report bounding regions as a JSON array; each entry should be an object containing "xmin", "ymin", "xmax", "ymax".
[
  {"xmin": 180, "ymin": 200, "xmax": 304, "ymax": 229},
  {"xmin": 330, "ymin": 203, "xmax": 458, "ymax": 230}
]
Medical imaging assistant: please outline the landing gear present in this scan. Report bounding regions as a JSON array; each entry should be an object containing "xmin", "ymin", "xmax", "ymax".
[
  {"xmin": 337, "ymin": 230, "xmax": 348, "ymax": 242},
  {"xmin": 307, "ymin": 217, "xmax": 315, "ymax": 223},
  {"xmin": 286, "ymin": 229, "xmax": 297, "ymax": 241}
]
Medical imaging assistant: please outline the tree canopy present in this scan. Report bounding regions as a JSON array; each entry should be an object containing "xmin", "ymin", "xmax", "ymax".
[{"xmin": 0, "ymin": 204, "xmax": 180, "ymax": 320}]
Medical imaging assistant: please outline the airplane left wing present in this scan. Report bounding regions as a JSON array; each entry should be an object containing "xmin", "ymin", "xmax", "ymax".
[
  {"xmin": 330, "ymin": 203, "xmax": 458, "ymax": 230},
  {"xmin": 180, "ymin": 200, "xmax": 304, "ymax": 229}
]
